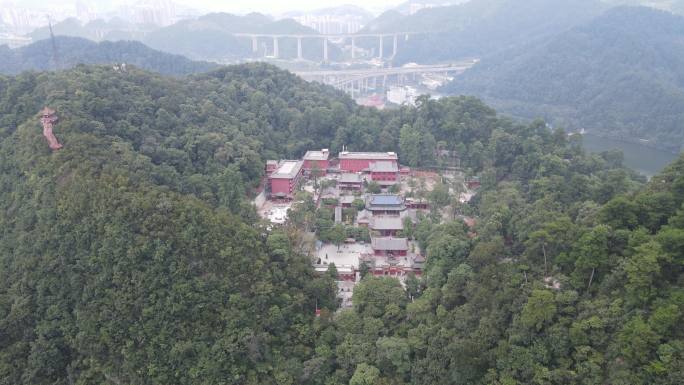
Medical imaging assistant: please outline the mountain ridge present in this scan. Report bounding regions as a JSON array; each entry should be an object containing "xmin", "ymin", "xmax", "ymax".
[
  {"xmin": 0, "ymin": 36, "xmax": 217, "ymax": 76},
  {"xmin": 443, "ymin": 6, "xmax": 684, "ymax": 151}
]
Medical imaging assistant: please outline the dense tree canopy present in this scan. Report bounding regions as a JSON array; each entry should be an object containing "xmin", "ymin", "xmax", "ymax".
[
  {"xmin": 0, "ymin": 63, "xmax": 681, "ymax": 384},
  {"xmin": 444, "ymin": 6, "xmax": 684, "ymax": 152}
]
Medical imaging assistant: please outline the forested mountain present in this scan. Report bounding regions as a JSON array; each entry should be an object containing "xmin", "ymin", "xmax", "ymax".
[
  {"xmin": 24, "ymin": 12, "xmax": 339, "ymax": 62},
  {"xmin": 29, "ymin": 17, "xmax": 149, "ymax": 42},
  {"xmin": 603, "ymin": 0, "xmax": 684, "ymax": 14},
  {"xmin": 0, "ymin": 36, "xmax": 217, "ymax": 76},
  {"xmin": 444, "ymin": 6, "xmax": 684, "ymax": 152},
  {"xmin": 142, "ymin": 13, "xmax": 341, "ymax": 61},
  {"xmin": 361, "ymin": 0, "xmax": 605, "ymax": 64},
  {"xmin": 1, "ymin": 63, "xmax": 682, "ymax": 384}
]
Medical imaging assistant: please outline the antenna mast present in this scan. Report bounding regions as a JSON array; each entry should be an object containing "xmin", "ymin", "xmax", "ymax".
[{"xmin": 47, "ymin": 15, "xmax": 59, "ymax": 70}]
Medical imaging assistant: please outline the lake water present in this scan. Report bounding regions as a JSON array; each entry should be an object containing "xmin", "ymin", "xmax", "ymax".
[{"xmin": 582, "ymin": 133, "xmax": 680, "ymax": 177}]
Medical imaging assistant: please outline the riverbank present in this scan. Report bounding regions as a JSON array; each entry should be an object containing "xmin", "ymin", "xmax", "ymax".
[{"xmin": 582, "ymin": 133, "xmax": 680, "ymax": 177}]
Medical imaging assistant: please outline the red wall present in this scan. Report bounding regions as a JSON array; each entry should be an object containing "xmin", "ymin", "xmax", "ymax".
[
  {"xmin": 270, "ymin": 178, "xmax": 292, "ymax": 195},
  {"xmin": 303, "ymin": 159, "xmax": 329, "ymax": 174},
  {"xmin": 371, "ymin": 171, "xmax": 398, "ymax": 182},
  {"xmin": 340, "ymin": 158, "xmax": 397, "ymax": 173},
  {"xmin": 374, "ymin": 250, "xmax": 408, "ymax": 257}
]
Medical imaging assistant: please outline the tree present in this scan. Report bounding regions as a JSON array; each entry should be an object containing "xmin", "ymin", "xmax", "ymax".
[
  {"xmin": 429, "ymin": 182, "xmax": 450, "ymax": 208},
  {"xmin": 352, "ymin": 198, "xmax": 367, "ymax": 212},
  {"xmin": 367, "ymin": 181, "xmax": 381, "ymax": 194},
  {"xmin": 400, "ymin": 124, "xmax": 422, "ymax": 167},
  {"xmin": 311, "ymin": 162, "xmax": 323, "ymax": 190},
  {"xmin": 376, "ymin": 337, "xmax": 411, "ymax": 378},
  {"xmin": 359, "ymin": 261, "xmax": 370, "ymax": 279},
  {"xmin": 520, "ymin": 290, "xmax": 557, "ymax": 332},
  {"xmin": 350, "ymin": 363, "xmax": 380, "ymax": 385},
  {"xmin": 571, "ymin": 225, "xmax": 611, "ymax": 289},
  {"xmin": 327, "ymin": 263, "xmax": 339, "ymax": 280},
  {"xmin": 623, "ymin": 241, "xmax": 662, "ymax": 306},
  {"xmin": 353, "ymin": 277, "xmax": 408, "ymax": 318},
  {"xmin": 329, "ymin": 224, "xmax": 347, "ymax": 250},
  {"xmin": 401, "ymin": 217, "xmax": 415, "ymax": 240}
]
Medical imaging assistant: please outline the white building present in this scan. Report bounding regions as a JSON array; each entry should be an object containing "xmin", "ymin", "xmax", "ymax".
[
  {"xmin": 386, "ymin": 85, "xmax": 419, "ymax": 106},
  {"xmin": 293, "ymin": 14, "xmax": 364, "ymax": 34}
]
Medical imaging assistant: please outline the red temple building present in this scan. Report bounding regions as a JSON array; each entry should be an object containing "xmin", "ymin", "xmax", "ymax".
[
  {"xmin": 371, "ymin": 237, "xmax": 409, "ymax": 257},
  {"xmin": 265, "ymin": 160, "xmax": 279, "ymax": 176},
  {"xmin": 303, "ymin": 149, "xmax": 330, "ymax": 175},
  {"xmin": 339, "ymin": 151, "xmax": 398, "ymax": 173},
  {"xmin": 369, "ymin": 161, "xmax": 399, "ymax": 184},
  {"xmin": 370, "ymin": 216, "xmax": 404, "ymax": 237},
  {"xmin": 339, "ymin": 173, "xmax": 363, "ymax": 191},
  {"xmin": 268, "ymin": 160, "xmax": 304, "ymax": 199},
  {"xmin": 365, "ymin": 194, "xmax": 406, "ymax": 216}
]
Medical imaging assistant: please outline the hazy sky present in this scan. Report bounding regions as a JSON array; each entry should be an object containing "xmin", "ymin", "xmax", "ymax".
[
  {"xmin": 2, "ymin": 0, "xmax": 406, "ymax": 15},
  {"xmin": 171, "ymin": 0, "xmax": 402, "ymax": 15}
]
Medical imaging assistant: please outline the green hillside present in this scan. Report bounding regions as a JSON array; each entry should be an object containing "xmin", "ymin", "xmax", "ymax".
[
  {"xmin": 444, "ymin": 6, "xmax": 684, "ymax": 152},
  {"xmin": 28, "ymin": 17, "xmax": 149, "ymax": 42},
  {"xmin": 0, "ymin": 63, "xmax": 681, "ymax": 384},
  {"xmin": 361, "ymin": 0, "xmax": 605, "ymax": 64},
  {"xmin": 142, "ymin": 13, "xmax": 342, "ymax": 61},
  {"xmin": 0, "ymin": 36, "xmax": 217, "ymax": 76}
]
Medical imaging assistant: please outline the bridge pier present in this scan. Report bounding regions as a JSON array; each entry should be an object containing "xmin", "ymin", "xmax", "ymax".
[
  {"xmin": 378, "ymin": 36, "xmax": 384, "ymax": 59},
  {"xmin": 273, "ymin": 36, "xmax": 279, "ymax": 58},
  {"xmin": 351, "ymin": 37, "xmax": 356, "ymax": 60},
  {"xmin": 297, "ymin": 37, "xmax": 303, "ymax": 60},
  {"xmin": 392, "ymin": 34, "xmax": 398, "ymax": 58},
  {"xmin": 323, "ymin": 37, "xmax": 329, "ymax": 63}
]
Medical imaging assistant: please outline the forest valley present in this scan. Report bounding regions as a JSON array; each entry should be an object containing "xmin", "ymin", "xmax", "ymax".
[{"xmin": 0, "ymin": 63, "xmax": 682, "ymax": 385}]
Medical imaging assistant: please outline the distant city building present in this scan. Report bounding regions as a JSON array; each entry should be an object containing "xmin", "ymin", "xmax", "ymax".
[
  {"xmin": 75, "ymin": 1, "xmax": 97, "ymax": 23},
  {"xmin": 0, "ymin": 7, "xmax": 53, "ymax": 34},
  {"xmin": 293, "ymin": 14, "xmax": 364, "ymax": 34},
  {"xmin": 409, "ymin": 3, "xmax": 438, "ymax": 15},
  {"xmin": 115, "ymin": 1, "xmax": 178, "ymax": 27},
  {"xmin": 0, "ymin": 33, "xmax": 32, "ymax": 48},
  {"xmin": 387, "ymin": 85, "xmax": 419, "ymax": 106},
  {"xmin": 268, "ymin": 160, "xmax": 304, "ymax": 199}
]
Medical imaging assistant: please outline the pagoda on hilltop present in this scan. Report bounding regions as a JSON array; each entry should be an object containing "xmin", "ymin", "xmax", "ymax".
[{"xmin": 40, "ymin": 107, "xmax": 62, "ymax": 150}]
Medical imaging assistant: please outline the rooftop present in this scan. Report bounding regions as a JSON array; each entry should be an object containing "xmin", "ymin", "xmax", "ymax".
[
  {"xmin": 339, "ymin": 151, "xmax": 398, "ymax": 160},
  {"xmin": 339, "ymin": 173, "xmax": 363, "ymax": 183},
  {"xmin": 340, "ymin": 196, "xmax": 356, "ymax": 204},
  {"xmin": 304, "ymin": 149, "xmax": 330, "ymax": 161},
  {"xmin": 357, "ymin": 210, "xmax": 371, "ymax": 223},
  {"xmin": 270, "ymin": 160, "xmax": 304, "ymax": 179},
  {"xmin": 368, "ymin": 194, "xmax": 404, "ymax": 206},
  {"xmin": 371, "ymin": 237, "xmax": 409, "ymax": 251},
  {"xmin": 370, "ymin": 216, "xmax": 404, "ymax": 230},
  {"xmin": 369, "ymin": 161, "xmax": 399, "ymax": 173}
]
